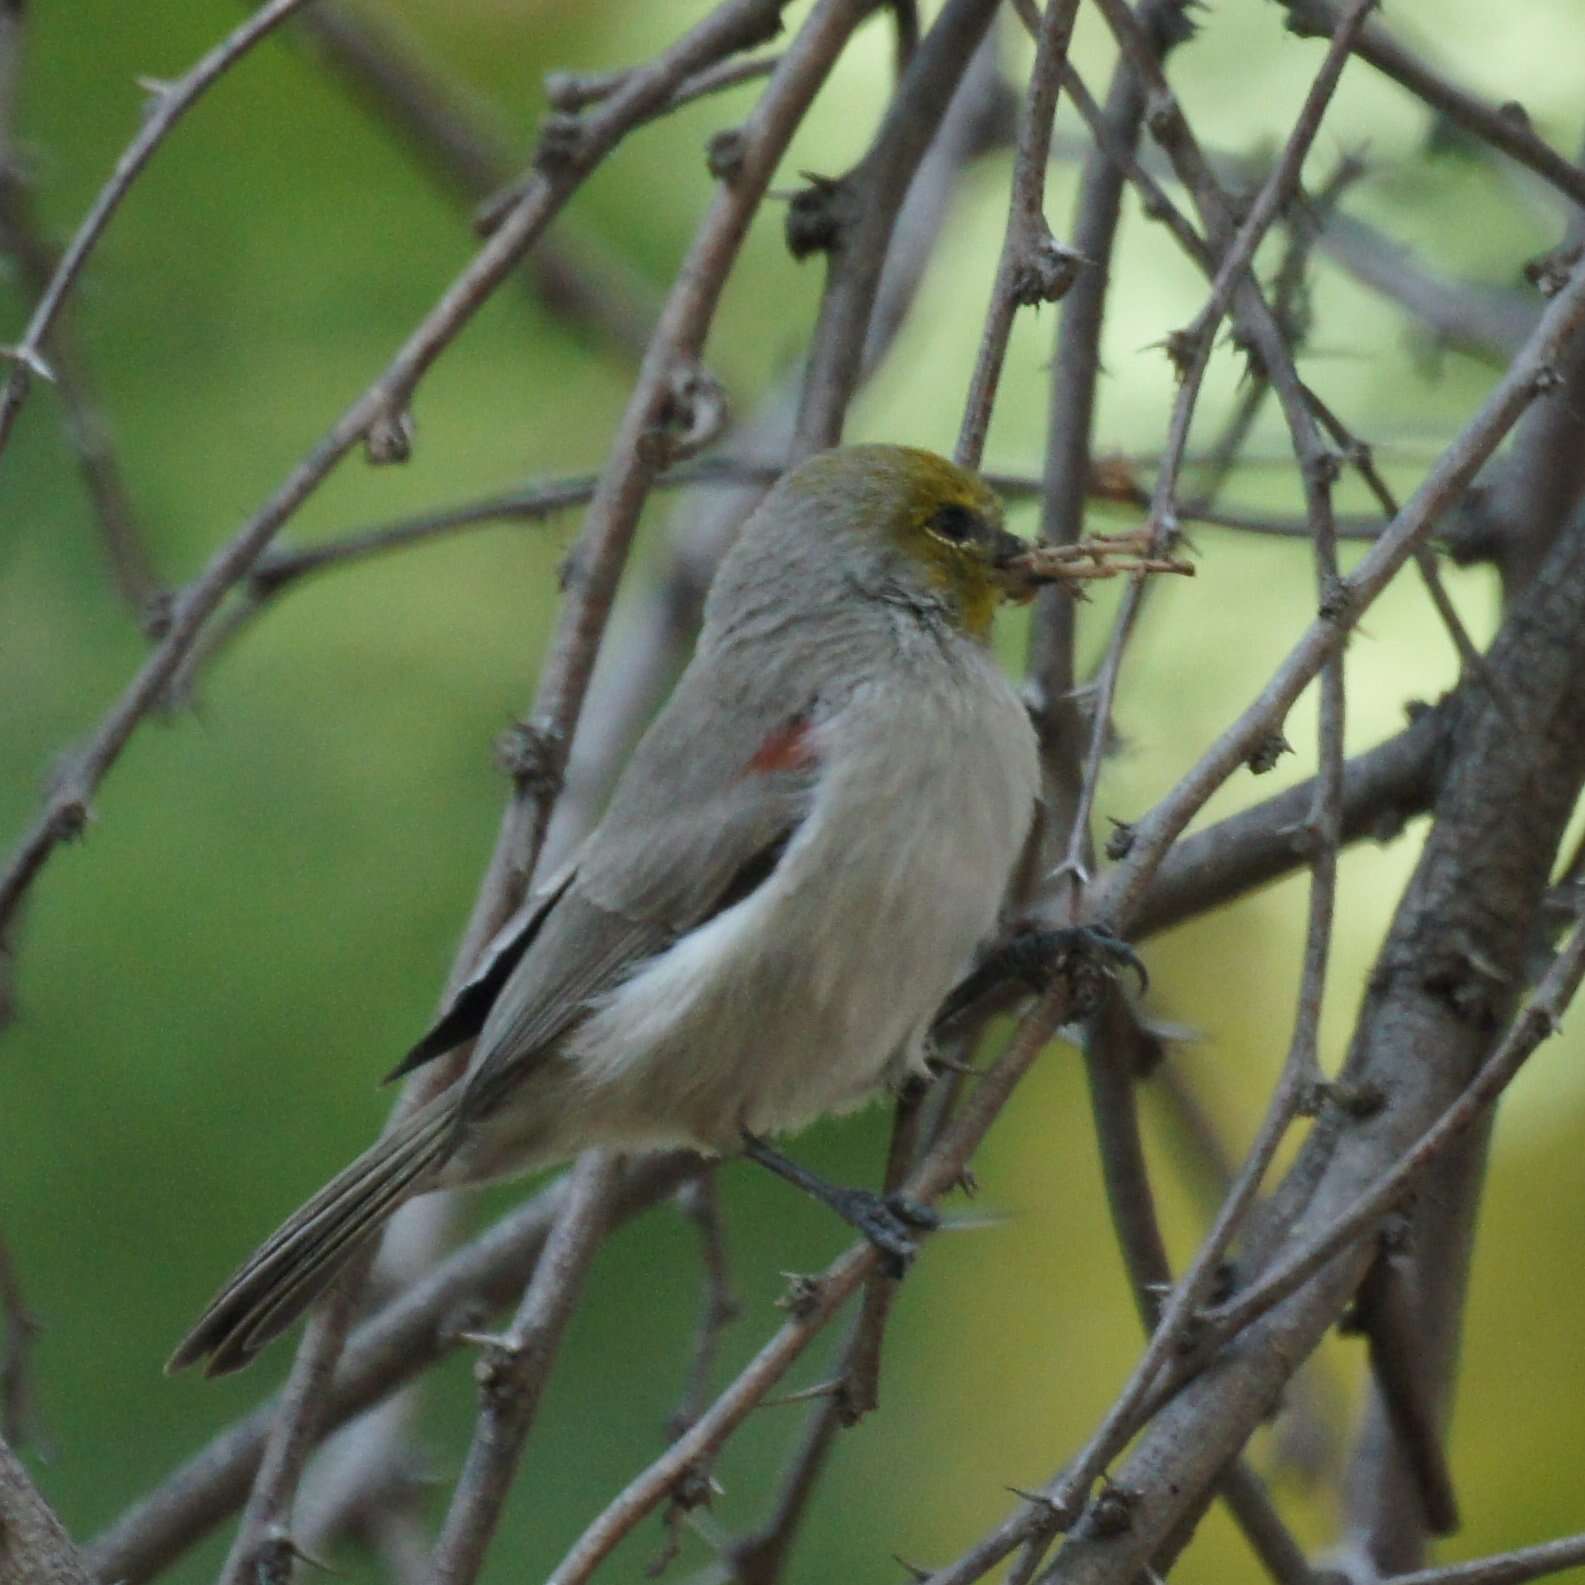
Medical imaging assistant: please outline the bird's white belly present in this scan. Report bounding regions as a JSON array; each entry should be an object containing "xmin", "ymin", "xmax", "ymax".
[{"xmin": 564, "ymin": 667, "xmax": 1037, "ymax": 1154}]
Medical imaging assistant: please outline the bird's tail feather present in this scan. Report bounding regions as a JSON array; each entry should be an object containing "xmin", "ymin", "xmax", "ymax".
[{"xmin": 167, "ymin": 1094, "xmax": 458, "ymax": 1377}]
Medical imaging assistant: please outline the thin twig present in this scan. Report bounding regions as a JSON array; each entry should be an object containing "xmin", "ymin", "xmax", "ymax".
[
  {"xmin": 1316, "ymin": 209, "xmax": 1535, "ymax": 362},
  {"xmin": 713, "ymin": 1087, "xmax": 927, "ymax": 1585},
  {"xmin": 723, "ymin": 1379, "xmax": 845, "ymax": 1585},
  {"xmin": 472, "ymin": 0, "xmax": 869, "ymax": 972},
  {"xmin": 473, "ymin": 48, "xmax": 784, "ymax": 234},
  {"xmin": 1345, "ymin": 1241, "xmax": 1461, "ymax": 1536},
  {"xmin": 1383, "ymin": 1532, "xmax": 1585, "ymax": 1585},
  {"xmin": 953, "ymin": 0, "xmax": 1082, "ymax": 471},
  {"xmin": 86, "ymin": 1154, "xmax": 702, "ymax": 1585},
  {"xmin": 0, "ymin": 0, "xmax": 318, "ymax": 462},
  {"xmin": 1192, "ymin": 909, "xmax": 1585, "ymax": 1348},
  {"xmin": 252, "ymin": 459, "xmax": 785, "ymax": 592},
  {"xmin": 0, "ymin": 1, "xmax": 157, "ymax": 622},
  {"xmin": 792, "ymin": 0, "xmax": 1003, "ymax": 454},
  {"xmin": 1129, "ymin": 700, "xmax": 1448, "ymax": 940},
  {"xmin": 195, "ymin": 456, "xmax": 1365, "ymax": 659},
  {"xmin": 1278, "ymin": 0, "xmax": 1585, "ymax": 209},
  {"xmin": 284, "ymin": 0, "xmax": 660, "ymax": 361},
  {"xmin": 1020, "ymin": 3, "xmax": 1197, "ymax": 881},
  {"xmin": 217, "ymin": 4, "xmax": 850, "ymax": 1569},
  {"xmin": 1215, "ymin": 1464, "xmax": 1319, "ymax": 1585},
  {"xmin": 1069, "ymin": 998, "xmax": 1318, "ymax": 1585},
  {"xmin": 1057, "ymin": 0, "xmax": 1373, "ymax": 898},
  {"xmin": 546, "ymin": 969, "xmax": 1090, "ymax": 1585},
  {"xmin": 667, "ymin": 1170, "xmax": 743, "ymax": 1440},
  {"xmin": 543, "ymin": 50, "xmax": 779, "ymax": 115},
  {"xmin": 0, "ymin": 0, "xmax": 793, "ymax": 955},
  {"xmin": 216, "ymin": 1265, "xmax": 362, "ymax": 1585},
  {"xmin": 1091, "ymin": 198, "xmax": 1585, "ymax": 938},
  {"xmin": 1182, "ymin": 153, "xmax": 1369, "ymax": 514},
  {"xmin": 0, "ymin": 1433, "xmax": 92, "ymax": 1585},
  {"xmin": 538, "ymin": 26, "xmax": 1006, "ymax": 871},
  {"xmin": 429, "ymin": 1151, "xmax": 619, "ymax": 1585}
]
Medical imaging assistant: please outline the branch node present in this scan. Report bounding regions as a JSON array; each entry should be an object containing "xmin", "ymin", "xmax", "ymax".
[
  {"xmin": 1532, "ymin": 362, "xmax": 1566, "ymax": 396},
  {"xmin": 0, "ymin": 342, "xmax": 54, "ymax": 383},
  {"xmin": 140, "ymin": 588, "xmax": 175, "ymax": 640},
  {"xmin": 1245, "ymin": 730, "xmax": 1293, "ymax": 775},
  {"xmin": 1525, "ymin": 241, "xmax": 1583, "ymax": 297},
  {"xmin": 783, "ymin": 170, "xmax": 857, "ymax": 259},
  {"xmin": 46, "ymin": 787, "xmax": 91, "ymax": 845},
  {"xmin": 1318, "ymin": 573, "xmax": 1352, "ymax": 623},
  {"xmin": 494, "ymin": 720, "xmax": 564, "ymax": 800},
  {"xmin": 638, "ymin": 362, "xmax": 730, "ymax": 468},
  {"xmin": 1010, "ymin": 233, "xmax": 1084, "ymax": 307},
  {"xmin": 1523, "ymin": 1000, "xmax": 1563, "ymax": 1041},
  {"xmin": 775, "ymin": 1272, "xmax": 824, "ymax": 1317},
  {"xmin": 669, "ymin": 1462, "xmax": 718, "ymax": 1513},
  {"xmin": 1144, "ymin": 87, "xmax": 1179, "ymax": 142},
  {"xmin": 543, "ymin": 69, "xmax": 611, "ymax": 112},
  {"xmin": 1159, "ymin": 325, "xmax": 1207, "ymax": 382},
  {"xmin": 250, "ymin": 1524, "xmax": 336, "ymax": 1581},
  {"xmin": 363, "ymin": 407, "xmax": 415, "ymax": 466},
  {"xmin": 1327, "ymin": 1078, "xmax": 1387, "ymax": 1119},
  {"xmin": 1496, "ymin": 98, "xmax": 1532, "ymax": 133},
  {"xmin": 533, "ymin": 111, "xmax": 589, "ymax": 177},
  {"xmin": 1294, "ymin": 1079, "xmax": 1330, "ymax": 1118},
  {"xmin": 1104, "ymin": 818, "xmax": 1136, "ymax": 860},
  {"xmin": 1306, "ymin": 448, "xmax": 1343, "ymax": 489},
  {"xmin": 705, "ymin": 126, "xmax": 748, "ymax": 181},
  {"xmin": 1085, "ymin": 1480, "xmax": 1140, "ymax": 1539},
  {"xmin": 1279, "ymin": 0, "xmax": 1332, "ymax": 40}
]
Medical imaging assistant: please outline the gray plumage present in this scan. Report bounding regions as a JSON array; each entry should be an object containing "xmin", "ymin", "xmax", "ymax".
[{"xmin": 170, "ymin": 445, "xmax": 1041, "ymax": 1376}]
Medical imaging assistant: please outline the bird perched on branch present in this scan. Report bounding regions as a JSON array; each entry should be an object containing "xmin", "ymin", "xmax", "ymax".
[{"xmin": 171, "ymin": 443, "xmax": 1071, "ymax": 1377}]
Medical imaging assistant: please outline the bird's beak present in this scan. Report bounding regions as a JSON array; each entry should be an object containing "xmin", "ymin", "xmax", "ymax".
[{"xmin": 988, "ymin": 529, "xmax": 1044, "ymax": 603}]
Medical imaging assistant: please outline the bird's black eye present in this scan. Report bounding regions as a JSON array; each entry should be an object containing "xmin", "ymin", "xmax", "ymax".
[{"xmin": 928, "ymin": 503, "xmax": 978, "ymax": 546}]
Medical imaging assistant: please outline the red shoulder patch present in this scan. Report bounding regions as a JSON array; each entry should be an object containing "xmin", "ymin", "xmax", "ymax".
[{"xmin": 744, "ymin": 717, "xmax": 817, "ymax": 777}]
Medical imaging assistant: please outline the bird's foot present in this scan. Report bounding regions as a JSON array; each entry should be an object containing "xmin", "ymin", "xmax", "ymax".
[
  {"xmin": 824, "ymin": 1188, "xmax": 938, "ymax": 1277},
  {"xmin": 740, "ymin": 1134, "xmax": 939, "ymax": 1278},
  {"xmin": 935, "ymin": 923, "xmax": 1148, "ymax": 1029},
  {"xmin": 1008, "ymin": 923, "xmax": 1148, "ymax": 999}
]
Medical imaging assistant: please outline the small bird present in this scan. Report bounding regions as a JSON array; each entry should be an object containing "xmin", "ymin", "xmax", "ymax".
[{"xmin": 170, "ymin": 444, "xmax": 1050, "ymax": 1376}]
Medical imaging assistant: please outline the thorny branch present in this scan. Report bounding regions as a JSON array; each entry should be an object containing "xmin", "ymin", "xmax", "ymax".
[
  {"xmin": 12, "ymin": 4, "xmax": 1585, "ymax": 1584},
  {"xmin": 0, "ymin": 1434, "xmax": 91, "ymax": 1585},
  {"xmin": 0, "ymin": 0, "xmax": 792, "ymax": 956},
  {"xmin": 0, "ymin": 0, "xmax": 319, "ymax": 462},
  {"xmin": 429, "ymin": 1152, "xmax": 620, "ymax": 1585}
]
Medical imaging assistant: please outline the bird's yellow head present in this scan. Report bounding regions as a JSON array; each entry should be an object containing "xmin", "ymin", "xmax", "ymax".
[{"xmin": 788, "ymin": 445, "xmax": 1033, "ymax": 639}]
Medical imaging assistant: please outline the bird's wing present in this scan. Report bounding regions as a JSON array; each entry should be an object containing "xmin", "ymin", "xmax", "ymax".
[
  {"xmin": 384, "ymin": 866, "xmax": 576, "ymax": 1082},
  {"xmin": 405, "ymin": 664, "xmax": 826, "ymax": 1105}
]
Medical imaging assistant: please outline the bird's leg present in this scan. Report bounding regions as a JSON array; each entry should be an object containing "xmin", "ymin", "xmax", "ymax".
[
  {"xmin": 933, "ymin": 923, "xmax": 1148, "ymax": 1032},
  {"xmin": 739, "ymin": 1133, "xmax": 938, "ymax": 1278}
]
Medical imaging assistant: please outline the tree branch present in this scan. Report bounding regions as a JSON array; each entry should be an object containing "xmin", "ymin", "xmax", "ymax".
[
  {"xmin": 0, "ymin": 1434, "xmax": 90, "ymax": 1585},
  {"xmin": 0, "ymin": 0, "xmax": 318, "ymax": 463}
]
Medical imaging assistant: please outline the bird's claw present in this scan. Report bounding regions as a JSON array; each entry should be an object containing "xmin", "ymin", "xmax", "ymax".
[
  {"xmin": 830, "ymin": 1188, "xmax": 936, "ymax": 1277},
  {"xmin": 1007, "ymin": 923, "xmax": 1149, "ymax": 999},
  {"xmin": 885, "ymin": 1191, "xmax": 941, "ymax": 1231},
  {"xmin": 935, "ymin": 924, "xmax": 1149, "ymax": 1031}
]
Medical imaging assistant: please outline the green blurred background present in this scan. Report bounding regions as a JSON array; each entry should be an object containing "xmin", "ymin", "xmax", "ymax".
[{"xmin": 3, "ymin": 1, "xmax": 1583, "ymax": 1579}]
